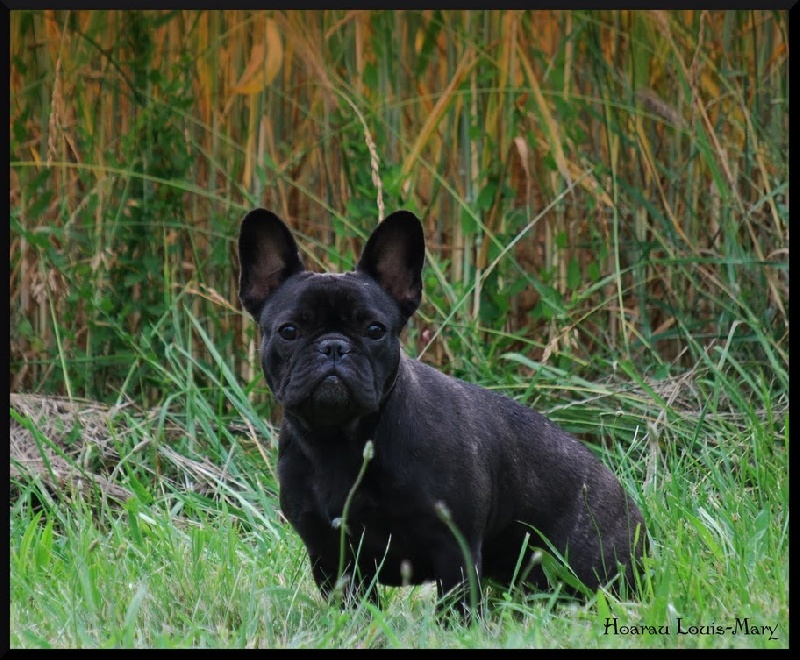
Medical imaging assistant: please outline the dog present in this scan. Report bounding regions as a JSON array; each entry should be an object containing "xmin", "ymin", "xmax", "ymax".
[{"xmin": 238, "ymin": 208, "xmax": 646, "ymax": 617}]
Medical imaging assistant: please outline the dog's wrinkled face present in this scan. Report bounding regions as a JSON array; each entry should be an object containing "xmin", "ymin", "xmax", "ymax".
[
  {"xmin": 256, "ymin": 272, "xmax": 405, "ymax": 428},
  {"xmin": 238, "ymin": 209, "xmax": 425, "ymax": 431}
]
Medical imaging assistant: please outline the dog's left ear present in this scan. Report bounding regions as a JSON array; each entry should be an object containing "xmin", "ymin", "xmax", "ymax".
[{"xmin": 357, "ymin": 210, "xmax": 425, "ymax": 319}]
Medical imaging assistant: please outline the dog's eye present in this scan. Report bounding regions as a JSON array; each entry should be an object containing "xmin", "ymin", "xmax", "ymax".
[
  {"xmin": 366, "ymin": 323, "xmax": 386, "ymax": 340},
  {"xmin": 278, "ymin": 324, "xmax": 299, "ymax": 340}
]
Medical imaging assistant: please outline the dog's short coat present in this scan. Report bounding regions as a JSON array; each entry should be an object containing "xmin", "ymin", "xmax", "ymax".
[{"xmin": 238, "ymin": 208, "xmax": 646, "ymax": 616}]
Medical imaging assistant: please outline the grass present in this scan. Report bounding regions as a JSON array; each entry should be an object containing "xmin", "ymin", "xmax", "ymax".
[
  {"xmin": 9, "ymin": 304, "xmax": 789, "ymax": 648},
  {"xmin": 9, "ymin": 8, "xmax": 789, "ymax": 649}
]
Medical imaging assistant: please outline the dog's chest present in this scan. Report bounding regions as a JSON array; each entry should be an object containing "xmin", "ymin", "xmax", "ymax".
[
  {"xmin": 308, "ymin": 456, "xmax": 421, "ymax": 551},
  {"xmin": 310, "ymin": 455, "xmax": 382, "ymax": 522}
]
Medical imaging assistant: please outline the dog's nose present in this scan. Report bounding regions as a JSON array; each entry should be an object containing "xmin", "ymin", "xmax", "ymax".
[{"xmin": 317, "ymin": 338, "xmax": 350, "ymax": 359}]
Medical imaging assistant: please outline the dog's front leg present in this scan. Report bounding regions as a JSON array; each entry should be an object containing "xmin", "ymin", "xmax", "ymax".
[
  {"xmin": 308, "ymin": 551, "xmax": 340, "ymax": 600},
  {"xmin": 284, "ymin": 509, "xmax": 372, "ymax": 608},
  {"xmin": 432, "ymin": 542, "xmax": 483, "ymax": 623},
  {"xmin": 308, "ymin": 550, "xmax": 380, "ymax": 610}
]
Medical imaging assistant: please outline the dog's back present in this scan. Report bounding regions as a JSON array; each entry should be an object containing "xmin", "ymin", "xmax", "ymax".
[{"xmin": 383, "ymin": 355, "xmax": 645, "ymax": 593}]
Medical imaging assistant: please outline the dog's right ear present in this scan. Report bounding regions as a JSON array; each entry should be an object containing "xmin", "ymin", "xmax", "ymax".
[{"xmin": 238, "ymin": 209, "xmax": 305, "ymax": 320}]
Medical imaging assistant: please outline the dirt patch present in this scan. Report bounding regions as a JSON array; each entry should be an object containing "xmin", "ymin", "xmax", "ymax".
[
  {"xmin": 11, "ymin": 393, "xmax": 138, "ymax": 503},
  {"xmin": 10, "ymin": 393, "xmax": 264, "ymax": 506}
]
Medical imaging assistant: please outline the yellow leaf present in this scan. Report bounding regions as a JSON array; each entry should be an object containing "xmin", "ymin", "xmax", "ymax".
[
  {"xmin": 232, "ymin": 18, "xmax": 283, "ymax": 95},
  {"xmin": 517, "ymin": 41, "xmax": 571, "ymax": 187},
  {"xmin": 414, "ymin": 9, "xmax": 434, "ymax": 54},
  {"xmin": 766, "ymin": 42, "xmax": 787, "ymax": 72},
  {"xmin": 400, "ymin": 50, "xmax": 477, "ymax": 184}
]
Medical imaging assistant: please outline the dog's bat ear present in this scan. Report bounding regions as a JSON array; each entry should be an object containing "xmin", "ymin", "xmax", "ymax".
[
  {"xmin": 357, "ymin": 210, "xmax": 425, "ymax": 319},
  {"xmin": 238, "ymin": 209, "xmax": 305, "ymax": 320}
]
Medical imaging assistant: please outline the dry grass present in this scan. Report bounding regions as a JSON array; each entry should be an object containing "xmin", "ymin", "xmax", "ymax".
[
  {"xmin": 11, "ymin": 393, "xmax": 135, "ymax": 503},
  {"xmin": 9, "ymin": 10, "xmax": 788, "ymax": 397},
  {"xmin": 10, "ymin": 392, "xmax": 261, "ymax": 506}
]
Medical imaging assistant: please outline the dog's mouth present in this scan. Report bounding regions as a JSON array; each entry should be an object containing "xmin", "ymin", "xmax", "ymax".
[
  {"xmin": 283, "ymin": 371, "xmax": 365, "ymax": 427},
  {"xmin": 313, "ymin": 374, "xmax": 350, "ymax": 406},
  {"xmin": 278, "ymin": 356, "xmax": 383, "ymax": 428}
]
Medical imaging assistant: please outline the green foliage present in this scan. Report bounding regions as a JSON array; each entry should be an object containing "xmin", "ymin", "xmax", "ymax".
[
  {"xmin": 9, "ymin": 348, "xmax": 789, "ymax": 646},
  {"xmin": 8, "ymin": 8, "xmax": 789, "ymax": 649}
]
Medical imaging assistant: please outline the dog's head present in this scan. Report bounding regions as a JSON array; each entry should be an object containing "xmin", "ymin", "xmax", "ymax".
[{"xmin": 238, "ymin": 209, "xmax": 425, "ymax": 429}]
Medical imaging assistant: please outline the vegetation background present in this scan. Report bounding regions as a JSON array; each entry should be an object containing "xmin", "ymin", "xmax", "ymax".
[{"xmin": 9, "ymin": 9, "xmax": 788, "ymax": 648}]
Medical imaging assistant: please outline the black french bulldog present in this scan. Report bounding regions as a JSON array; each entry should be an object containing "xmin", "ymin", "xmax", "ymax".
[{"xmin": 238, "ymin": 208, "xmax": 646, "ymax": 617}]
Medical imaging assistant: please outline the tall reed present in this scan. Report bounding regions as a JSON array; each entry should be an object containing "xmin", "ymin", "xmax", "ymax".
[{"xmin": 9, "ymin": 10, "xmax": 788, "ymax": 402}]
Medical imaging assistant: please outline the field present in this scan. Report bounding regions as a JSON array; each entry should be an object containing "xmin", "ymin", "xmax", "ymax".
[{"xmin": 9, "ymin": 10, "xmax": 789, "ymax": 648}]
